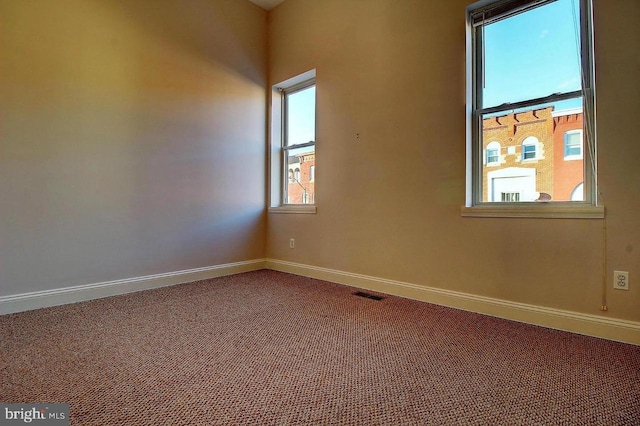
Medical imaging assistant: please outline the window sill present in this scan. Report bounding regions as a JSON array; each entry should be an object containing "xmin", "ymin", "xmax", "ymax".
[
  {"xmin": 461, "ymin": 204, "xmax": 604, "ymax": 219},
  {"xmin": 268, "ymin": 205, "xmax": 317, "ymax": 214}
]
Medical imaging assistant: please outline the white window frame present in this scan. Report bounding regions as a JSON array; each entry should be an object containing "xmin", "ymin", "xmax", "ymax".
[
  {"xmin": 269, "ymin": 70, "xmax": 317, "ymax": 214},
  {"xmin": 463, "ymin": 0, "xmax": 603, "ymax": 219},
  {"xmin": 486, "ymin": 141, "xmax": 501, "ymax": 165},
  {"xmin": 521, "ymin": 136, "xmax": 539, "ymax": 161},
  {"xmin": 564, "ymin": 129, "xmax": 584, "ymax": 160}
]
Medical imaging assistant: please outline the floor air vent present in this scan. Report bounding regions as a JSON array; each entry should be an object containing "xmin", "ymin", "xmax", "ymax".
[{"xmin": 353, "ymin": 291, "xmax": 384, "ymax": 301}]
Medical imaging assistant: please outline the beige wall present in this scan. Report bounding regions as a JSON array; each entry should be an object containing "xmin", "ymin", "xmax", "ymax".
[
  {"xmin": 0, "ymin": 0, "xmax": 267, "ymax": 295},
  {"xmin": 2, "ymin": 0, "xmax": 637, "ymax": 326},
  {"xmin": 266, "ymin": 0, "xmax": 640, "ymax": 322}
]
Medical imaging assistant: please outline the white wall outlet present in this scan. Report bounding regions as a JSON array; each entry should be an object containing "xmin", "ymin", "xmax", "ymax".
[
  {"xmin": 289, "ymin": 238, "xmax": 295, "ymax": 249},
  {"xmin": 613, "ymin": 271, "xmax": 629, "ymax": 290}
]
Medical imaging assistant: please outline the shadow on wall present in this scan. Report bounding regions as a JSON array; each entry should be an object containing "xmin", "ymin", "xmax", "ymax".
[
  {"xmin": 0, "ymin": 0, "xmax": 268, "ymax": 295},
  {"xmin": 109, "ymin": 0, "xmax": 266, "ymax": 86},
  {"xmin": 103, "ymin": 0, "xmax": 269, "ymax": 270}
]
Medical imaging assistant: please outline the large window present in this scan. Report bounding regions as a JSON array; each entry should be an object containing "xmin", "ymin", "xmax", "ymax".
[
  {"xmin": 283, "ymin": 82, "xmax": 315, "ymax": 205},
  {"xmin": 269, "ymin": 70, "xmax": 317, "ymax": 213},
  {"xmin": 466, "ymin": 0, "xmax": 597, "ymax": 214}
]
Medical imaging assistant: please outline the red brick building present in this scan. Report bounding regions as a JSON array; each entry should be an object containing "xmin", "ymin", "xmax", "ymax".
[
  {"xmin": 482, "ymin": 107, "xmax": 583, "ymax": 202},
  {"xmin": 552, "ymin": 108, "xmax": 584, "ymax": 201},
  {"xmin": 284, "ymin": 106, "xmax": 581, "ymax": 205},
  {"xmin": 286, "ymin": 151, "xmax": 315, "ymax": 204}
]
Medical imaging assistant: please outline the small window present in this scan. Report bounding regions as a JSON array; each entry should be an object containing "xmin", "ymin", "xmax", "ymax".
[
  {"xmin": 522, "ymin": 137, "xmax": 538, "ymax": 161},
  {"xmin": 466, "ymin": 0, "xmax": 597, "ymax": 210},
  {"xmin": 501, "ymin": 192, "xmax": 520, "ymax": 202},
  {"xmin": 564, "ymin": 130, "xmax": 583, "ymax": 159},
  {"xmin": 486, "ymin": 141, "xmax": 500, "ymax": 165},
  {"xmin": 309, "ymin": 165, "xmax": 315, "ymax": 182},
  {"xmin": 522, "ymin": 145, "xmax": 536, "ymax": 160}
]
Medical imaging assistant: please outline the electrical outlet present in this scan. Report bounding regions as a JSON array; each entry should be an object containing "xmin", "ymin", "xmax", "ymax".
[
  {"xmin": 289, "ymin": 238, "xmax": 295, "ymax": 249},
  {"xmin": 613, "ymin": 271, "xmax": 629, "ymax": 291}
]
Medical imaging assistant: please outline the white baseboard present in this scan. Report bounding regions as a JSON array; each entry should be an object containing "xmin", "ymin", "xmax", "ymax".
[
  {"xmin": 4, "ymin": 257, "xmax": 638, "ymax": 346},
  {"xmin": 266, "ymin": 259, "xmax": 640, "ymax": 346},
  {"xmin": 0, "ymin": 259, "xmax": 266, "ymax": 315}
]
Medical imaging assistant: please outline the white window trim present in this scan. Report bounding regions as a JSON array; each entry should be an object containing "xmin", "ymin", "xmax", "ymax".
[
  {"xmin": 521, "ymin": 136, "xmax": 540, "ymax": 162},
  {"xmin": 485, "ymin": 141, "xmax": 501, "ymax": 165},
  {"xmin": 461, "ymin": 204, "xmax": 604, "ymax": 219},
  {"xmin": 268, "ymin": 205, "xmax": 317, "ymax": 214},
  {"xmin": 464, "ymin": 0, "xmax": 601, "ymax": 219},
  {"xmin": 268, "ymin": 69, "xmax": 317, "ymax": 215},
  {"xmin": 564, "ymin": 129, "xmax": 584, "ymax": 160}
]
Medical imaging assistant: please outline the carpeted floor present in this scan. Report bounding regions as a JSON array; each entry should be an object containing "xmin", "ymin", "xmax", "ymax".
[{"xmin": 1, "ymin": 270, "xmax": 639, "ymax": 425}]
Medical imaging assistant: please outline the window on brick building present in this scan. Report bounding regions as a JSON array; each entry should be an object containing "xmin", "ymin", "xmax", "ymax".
[
  {"xmin": 501, "ymin": 192, "xmax": 520, "ymax": 202},
  {"xmin": 522, "ymin": 137, "xmax": 538, "ymax": 161},
  {"xmin": 486, "ymin": 141, "xmax": 501, "ymax": 165},
  {"xmin": 269, "ymin": 70, "xmax": 317, "ymax": 213},
  {"xmin": 465, "ymin": 0, "xmax": 598, "ymax": 216},
  {"xmin": 564, "ymin": 130, "xmax": 583, "ymax": 160}
]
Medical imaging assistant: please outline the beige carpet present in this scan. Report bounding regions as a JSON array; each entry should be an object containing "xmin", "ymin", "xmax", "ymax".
[{"xmin": 1, "ymin": 270, "xmax": 639, "ymax": 425}]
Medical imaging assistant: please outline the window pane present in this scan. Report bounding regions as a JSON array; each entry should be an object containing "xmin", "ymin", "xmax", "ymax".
[
  {"xmin": 487, "ymin": 149, "xmax": 499, "ymax": 164},
  {"xmin": 481, "ymin": 101, "xmax": 584, "ymax": 202},
  {"xmin": 286, "ymin": 86, "xmax": 316, "ymax": 146},
  {"xmin": 285, "ymin": 146, "xmax": 315, "ymax": 204},
  {"xmin": 564, "ymin": 131, "xmax": 582, "ymax": 157},
  {"xmin": 482, "ymin": 0, "xmax": 582, "ymax": 108},
  {"xmin": 501, "ymin": 192, "xmax": 520, "ymax": 202},
  {"xmin": 523, "ymin": 144, "xmax": 536, "ymax": 160}
]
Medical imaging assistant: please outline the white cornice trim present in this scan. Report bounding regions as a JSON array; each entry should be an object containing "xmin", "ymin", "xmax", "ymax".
[
  {"xmin": 552, "ymin": 107, "xmax": 584, "ymax": 117},
  {"xmin": 0, "ymin": 259, "xmax": 266, "ymax": 315},
  {"xmin": 266, "ymin": 259, "xmax": 640, "ymax": 346}
]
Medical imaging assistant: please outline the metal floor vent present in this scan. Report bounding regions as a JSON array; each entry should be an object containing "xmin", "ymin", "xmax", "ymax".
[{"xmin": 353, "ymin": 291, "xmax": 384, "ymax": 301}]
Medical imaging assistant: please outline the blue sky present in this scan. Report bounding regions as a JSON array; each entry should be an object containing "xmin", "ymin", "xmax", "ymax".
[
  {"xmin": 287, "ymin": 86, "xmax": 316, "ymax": 146},
  {"xmin": 483, "ymin": 0, "xmax": 582, "ymax": 110},
  {"xmin": 286, "ymin": 1, "xmax": 584, "ymax": 140}
]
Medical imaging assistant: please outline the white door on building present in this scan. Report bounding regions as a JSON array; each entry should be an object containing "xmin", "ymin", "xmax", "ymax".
[{"xmin": 488, "ymin": 167, "xmax": 537, "ymax": 202}]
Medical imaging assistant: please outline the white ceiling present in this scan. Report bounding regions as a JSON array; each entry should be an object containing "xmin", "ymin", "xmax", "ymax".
[{"xmin": 248, "ymin": 0, "xmax": 286, "ymax": 10}]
